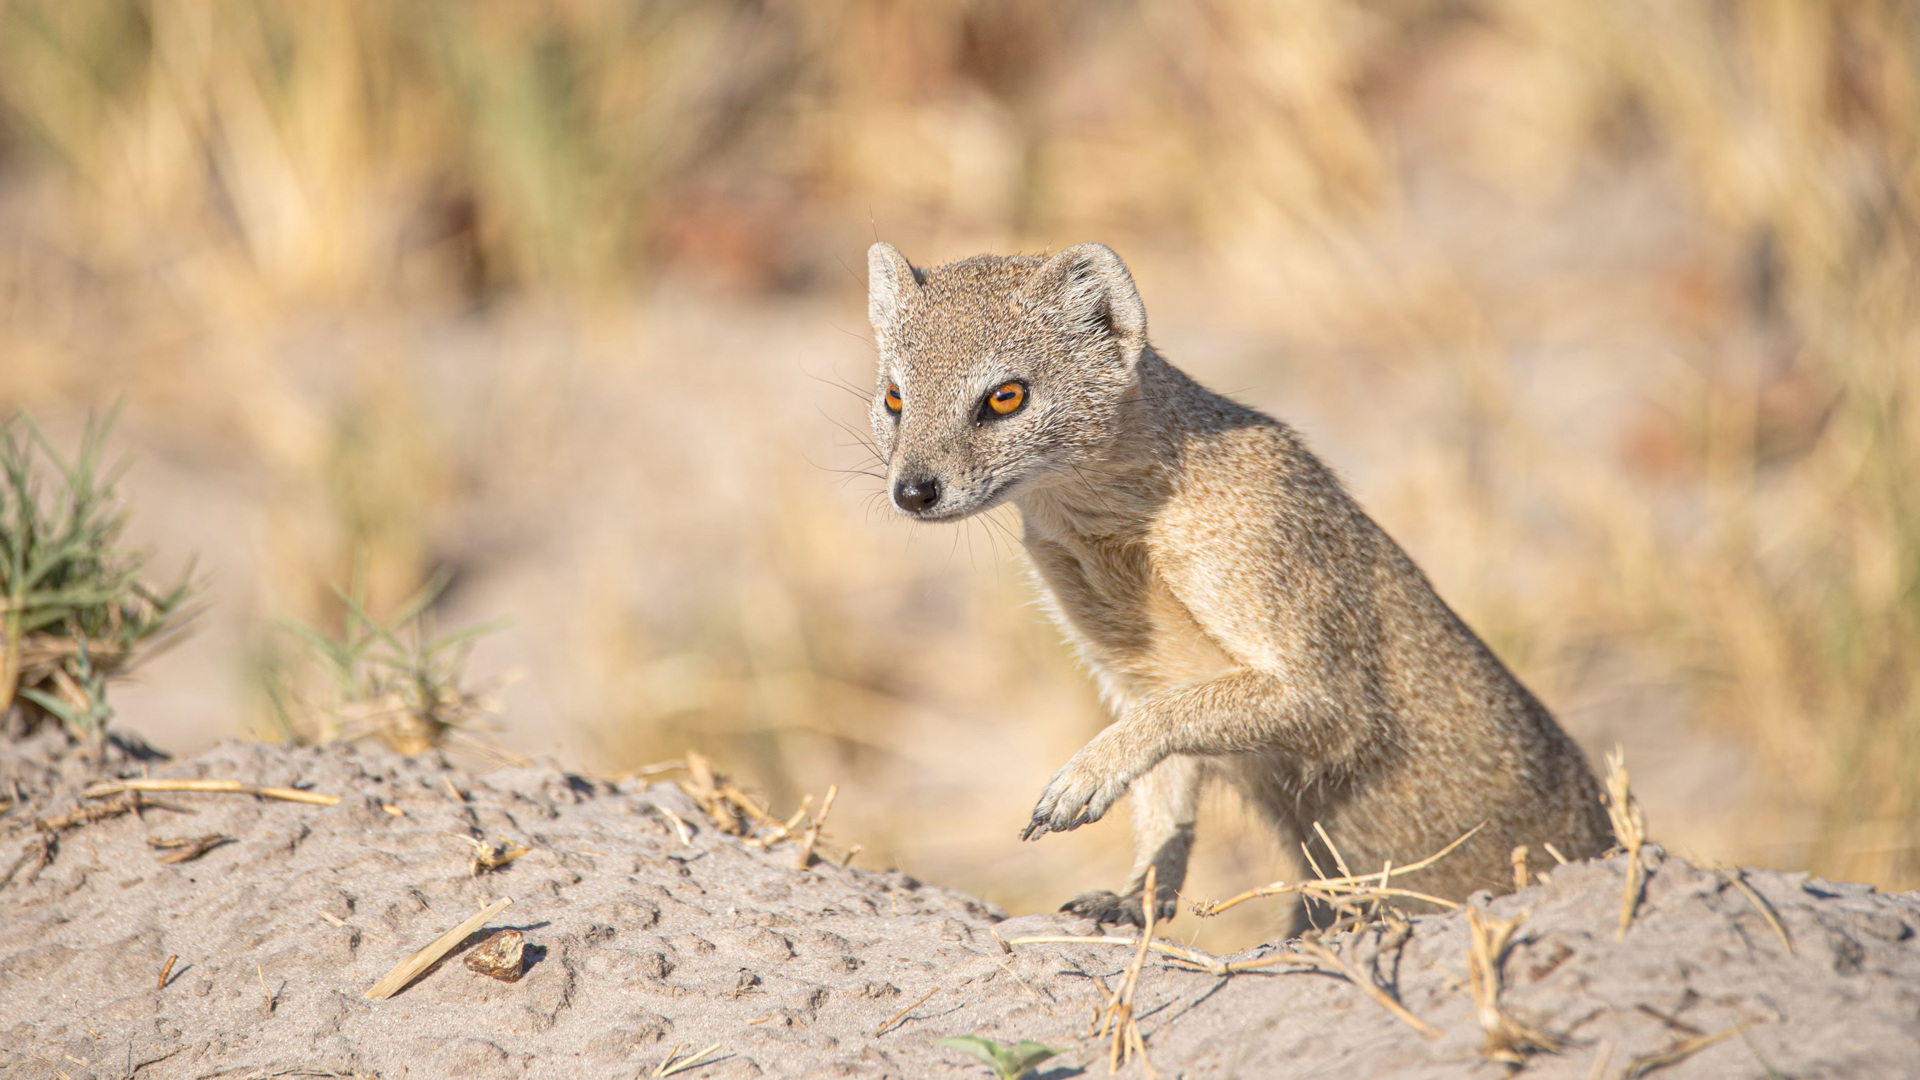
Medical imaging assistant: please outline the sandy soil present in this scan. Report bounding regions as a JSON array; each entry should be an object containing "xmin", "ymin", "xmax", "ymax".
[{"xmin": 3, "ymin": 731, "xmax": 1916, "ymax": 1080}]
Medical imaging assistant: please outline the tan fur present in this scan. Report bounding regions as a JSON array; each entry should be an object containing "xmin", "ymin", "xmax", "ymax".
[{"xmin": 864, "ymin": 241, "xmax": 1612, "ymax": 929}]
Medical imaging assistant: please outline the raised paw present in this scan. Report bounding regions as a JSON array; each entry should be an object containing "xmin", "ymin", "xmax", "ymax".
[
  {"xmin": 1059, "ymin": 887, "xmax": 1179, "ymax": 928},
  {"xmin": 1020, "ymin": 754, "xmax": 1131, "ymax": 841}
]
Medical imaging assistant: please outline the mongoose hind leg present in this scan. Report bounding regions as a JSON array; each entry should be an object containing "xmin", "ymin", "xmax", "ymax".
[{"xmin": 1060, "ymin": 755, "xmax": 1201, "ymax": 928}]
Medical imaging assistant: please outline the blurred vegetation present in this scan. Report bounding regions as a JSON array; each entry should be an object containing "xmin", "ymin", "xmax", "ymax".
[
  {"xmin": 0, "ymin": 410, "xmax": 195, "ymax": 743},
  {"xmin": 0, "ymin": 0, "xmax": 1913, "ymax": 903},
  {"xmin": 268, "ymin": 563, "xmax": 506, "ymax": 755}
]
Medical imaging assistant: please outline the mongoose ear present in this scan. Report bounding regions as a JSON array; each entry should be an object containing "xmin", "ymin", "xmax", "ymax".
[
  {"xmin": 1025, "ymin": 243, "xmax": 1147, "ymax": 347},
  {"xmin": 867, "ymin": 242, "xmax": 922, "ymax": 329}
]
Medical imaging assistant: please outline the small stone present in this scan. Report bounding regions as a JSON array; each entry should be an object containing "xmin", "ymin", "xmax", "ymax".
[{"xmin": 464, "ymin": 929, "xmax": 527, "ymax": 982}]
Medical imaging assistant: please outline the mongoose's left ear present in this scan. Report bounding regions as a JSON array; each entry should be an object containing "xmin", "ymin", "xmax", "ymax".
[
  {"xmin": 1025, "ymin": 243, "xmax": 1148, "ymax": 348},
  {"xmin": 868, "ymin": 242, "xmax": 922, "ymax": 330}
]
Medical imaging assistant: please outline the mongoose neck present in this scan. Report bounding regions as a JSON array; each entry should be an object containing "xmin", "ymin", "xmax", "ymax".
[{"xmin": 1011, "ymin": 345, "xmax": 1188, "ymax": 538}]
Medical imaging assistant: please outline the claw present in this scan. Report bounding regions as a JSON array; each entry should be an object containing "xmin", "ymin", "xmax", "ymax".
[{"xmin": 1058, "ymin": 888, "xmax": 1179, "ymax": 928}]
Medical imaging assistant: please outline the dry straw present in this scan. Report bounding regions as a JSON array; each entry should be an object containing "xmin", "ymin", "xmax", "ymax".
[
  {"xmin": 1014, "ymin": 822, "xmax": 1488, "ymax": 1043},
  {"xmin": 872, "ymin": 986, "xmax": 939, "ymax": 1038},
  {"xmin": 82, "ymin": 778, "xmax": 340, "ymax": 807},
  {"xmin": 364, "ymin": 897, "xmax": 513, "ymax": 1000},
  {"xmin": 652, "ymin": 1043, "xmax": 723, "ymax": 1077},
  {"xmin": 660, "ymin": 752, "xmax": 856, "ymax": 866},
  {"xmin": 146, "ymin": 834, "xmax": 233, "ymax": 864},
  {"xmin": 1195, "ymin": 822, "xmax": 1484, "ymax": 919},
  {"xmin": 1465, "ymin": 907, "xmax": 1561, "ymax": 1063},
  {"xmin": 1601, "ymin": 746, "xmax": 1648, "ymax": 940},
  {"xmin": 1620, "ymin": 1025, "xmax": 1742, "ymax": 1079}
]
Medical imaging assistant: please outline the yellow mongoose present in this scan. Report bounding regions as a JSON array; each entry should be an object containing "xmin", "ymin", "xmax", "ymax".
[{"xmin": 864, "ymin": 241, "xmax": 1612, "ymax": 928}]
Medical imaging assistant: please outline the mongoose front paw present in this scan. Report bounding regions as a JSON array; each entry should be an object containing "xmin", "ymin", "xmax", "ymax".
[
  {"xmin": 1020, "ymin": 757, "xmax": 1130, "ymax": 840},
  {"xmin": 1060, "ymin": 888, "xmax": 1178, "ymax": 928}
]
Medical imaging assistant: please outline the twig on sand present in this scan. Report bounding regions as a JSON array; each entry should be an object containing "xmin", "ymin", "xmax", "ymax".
[
  {"xmin": 1293, "ymin": 937, "xmax": 1441, "ymax": 1040},
  {"xmin": 83, "ymin": 778, "xmax": 340, "ymax": 807},
  {"xmin": 363, "ymin": 897, "xmax": 513, "ymax": 1000},
  {"xmin": 147, "ymin": 834, "xmax": 234, "ymax": 864},
  {"xmin": 1719, "ymin": 866, "xmax": 1794, "ymax": 954},
  {"xmin": 158, "ymin": 954, "xmax": 178, "ymax": 989},
  {"xmin": 994, "ymin": 954, "xmax": 1055, "ymax": 1015},
  {"xmin": 1621, "ymin": 1025, "xmax": 1742, "ymax": 1079},
  {"xmin": 652, "ymin": 1043, "xmax": 723, "ymax": 1077},
  {"xmin": 1601, "ymin": 746, "xmax": 1648, "ymax": 940},
  {"xmin": 1006, "ymin": 934, "xmax": 1308, "ymax": 977},
  {"xmin": 1586, "ymin": 1041, "xmax": 1613, "ymax": 1080},
  {"xmin": 873, "ymin": 986, "xmax": 939, "ymax": 1037},
  {"xmin": 652, "ymin": 803, "xmax": 693, "ymax": 847},
  {"xmin": 1465, "ymin": 907, "xmax": 1561, "ymax": 1062}
]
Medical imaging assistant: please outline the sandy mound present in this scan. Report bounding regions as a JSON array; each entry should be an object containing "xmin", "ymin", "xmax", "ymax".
[{"xmin": 2, "ymin": 734, "xmax": 1916, "ymax": 1080}]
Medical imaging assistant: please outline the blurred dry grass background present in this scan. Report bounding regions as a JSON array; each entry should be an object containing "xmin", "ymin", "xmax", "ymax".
[{"xmin": 1, "ymin": 0, "xmax": 1914, "ymax": 946}]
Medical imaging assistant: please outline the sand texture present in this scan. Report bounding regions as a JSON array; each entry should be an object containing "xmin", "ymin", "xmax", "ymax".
[{"xmin": 3, "ymin": 732, "xmax": 1917, "ymax": 1079}]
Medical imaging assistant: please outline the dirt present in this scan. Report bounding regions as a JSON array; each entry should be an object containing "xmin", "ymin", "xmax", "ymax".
[{"xmin": 2, "ymin": 731, "xmax": 1916, "ymax": 1080}]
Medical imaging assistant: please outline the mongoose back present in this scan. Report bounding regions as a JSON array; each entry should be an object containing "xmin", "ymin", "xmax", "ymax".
[{"xmin": 863, "ymin": 241, "xmax": 1612, "ymax": 928}]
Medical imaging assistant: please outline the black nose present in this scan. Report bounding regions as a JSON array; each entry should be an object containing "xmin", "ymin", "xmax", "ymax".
[{"xmin": 893, "ymin": 476, "xmax": 941, "ymax": 513}]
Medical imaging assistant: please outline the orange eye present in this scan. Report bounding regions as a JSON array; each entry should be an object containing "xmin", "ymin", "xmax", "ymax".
[
  {"xmin": 988, "ymin": 382, "xmax": 1025, "ymax": 415},
  {"xmin": 884, "ymin": 383, "xmax": 902, "ymax": 414}
]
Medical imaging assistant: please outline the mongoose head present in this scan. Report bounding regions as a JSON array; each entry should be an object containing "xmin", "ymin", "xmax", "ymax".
[{"xmin": 865, "ymin": 242, "xmax": 1149, "ymax": 521}]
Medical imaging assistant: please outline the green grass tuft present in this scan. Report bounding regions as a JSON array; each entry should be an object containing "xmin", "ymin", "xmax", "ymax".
[
  {"xmin": 270, "ymin": 560, "xmax": 507, "ymax": 754},
  {"xmin": 0, "ymin": 408, "xmax": 196, "ymax": 742}
]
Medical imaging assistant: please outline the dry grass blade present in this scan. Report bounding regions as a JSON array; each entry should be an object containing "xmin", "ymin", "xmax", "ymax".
[
  {"xmin": 363, "ymin": 896, "xmax": 513, "ymax": 1000},
  {"xmin": 1511, "ymin": 846, "xmax": 1529, "ymax": 893},
  {"xmin": 1312, "ymin": 821, "xmax": 1353, "ymax": 878},
  {"xmin": 746, "ymin": 795, "xmax": 810, "ymax": 850},
  {"xmin": 1466, "ymin": 907, "xmax": 1562, "ymax": 1063},
  {"xmin": 653, "ymin": 803, "xmax": 693, "ymax": 847},
  {"xmin": 872, "ymin": 986, "xmax": 939, "ymax": 1037},
  {"xmin": 1586, "ymin": 1041, "xmax": 1613, "ymax": 1080},
  {"xmin": 83, "ymin": 779, "xmax": 340, "ymax": 807},
  {"xmin": 795, "ymin": 784, "xmax": 838, "ymax": 870},
  {"xmin": 1091, "ymin": 864, "xmax": 1160, "ymax": 1075},
  {"xmin": 719, "ymin": 783, "xmax": 778, "ymax": 828},
  {"xmin": 1602, "ymin": 746, "xmax": 1648, "ymax": 940},
  {"xmin": 146, "ymin": 834, "xmax": 234, "ymax": 864},
  {"xmin": 679, "ymin": 752, "xmax": 741, "ymax": 834},
  {"xmin": 1197, "ymin": 823, "xmax": 1484, "ymax": 917},
  {"xmin": 1621, "ymin": 1025, "xmax": 1741, "ymax": 1079},
  {"xmin": 1719, "ymin": 866, "xmax": 1794, "ymax": 955},
  {"xmin": 157, "ymin": 954, "xmax": 177, "ymax": 990},
  {"xmin": 652, "ymin": 1043, "xmax": 723, "ymax": 1077},
  {"xmin": 1292, "ymin": 937, "xmax": 1441, "ymax": 1040},
  {"xmin": 1013, "ymin": 934, "xmax": 1205, "ymax": 969},
  {"xmin": 993, "ymin": 954, "xmax": 1055, "ymax": 1015}
]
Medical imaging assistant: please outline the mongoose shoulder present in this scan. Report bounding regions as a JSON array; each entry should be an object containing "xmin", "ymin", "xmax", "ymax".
[{"xmin": 863, "ymin": 241, "xmax": 1612, "ymax": 928}]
